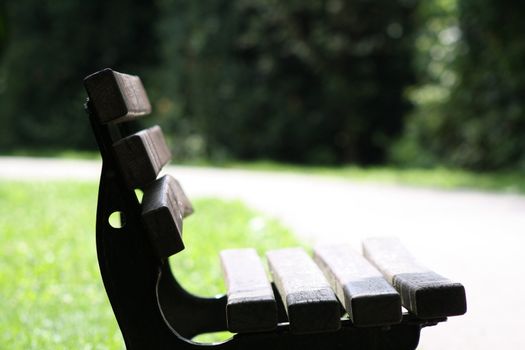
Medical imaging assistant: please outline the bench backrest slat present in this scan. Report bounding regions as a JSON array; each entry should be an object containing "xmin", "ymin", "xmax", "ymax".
[
  {"xmin": 362, "ymin": 237, "xmax": 467, "ymax": 319},
  {"xmin": 113, "ymin": 125, "xmax": 172, "ymax": 189},
  {"xmin": 84, "ymin": 68, "xmax": 151, "ymax": 124},
  {"xmin": 141, "ymin": 175, "xmax": 193, "ymax": 258}
]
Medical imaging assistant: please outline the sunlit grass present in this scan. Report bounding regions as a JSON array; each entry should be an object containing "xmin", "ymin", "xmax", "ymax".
[
  {"xmin": 0, "ymin": 181, "xmax": 299, "ymax": 349},
  {"xmin": 0, "ymin": 149, "xmax": 100, "ymax": 160},
  {"xmin": 202, "ymin": 160, "xmax": 525, "ymax": 193}
]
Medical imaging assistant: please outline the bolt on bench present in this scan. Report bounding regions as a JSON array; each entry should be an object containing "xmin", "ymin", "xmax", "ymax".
[{"xmin": 83, "ymin": 69, "xmax": 467, "ymax": 350}]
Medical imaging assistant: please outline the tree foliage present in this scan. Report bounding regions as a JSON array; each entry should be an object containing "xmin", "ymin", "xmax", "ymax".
[
  {"xmin": 4, "ymin": 0, "xmax": 525, "ymax": 170},
  {"xmin": 396, "ymin": 0, "xmax": 525, "ymax": 170},
  {"xmin": 0, "ymin": 0, "xmax": 159, "ymax": 150},
  {"xmin": 0, "ymin": 2, "xmax": 6, "ymax": 56},
  {"xmin": 0, "ymin": 1, "xmax": 7, "ymax": 107},
  {"xmin": 445, "ymin": 0, "xmax": 525, "ymax": 169},
  {"xmin": 158, "ymin": 0, "xmax": 419, "ymax": 164}
]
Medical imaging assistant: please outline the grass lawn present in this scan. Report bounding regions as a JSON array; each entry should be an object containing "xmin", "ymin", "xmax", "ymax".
[
  {"xmin": 0, "ymin": 181, "xmax": 299, "ymax": 349},
  {"xmin": 211, "ymin": 160, "xmax": 525, "ymax": 193}
]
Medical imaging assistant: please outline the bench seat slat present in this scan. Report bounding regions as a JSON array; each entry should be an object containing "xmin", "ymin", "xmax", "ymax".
[
  {"xmin": 84, "ymin": 68, "xmax": 151, "ymax": 124},
  {"xmin": 266, "ymin": 248, "xmax": 341, "ymax": 334},
  {"xmin": 314, "ymin": 245, "xmax": 401, "ymax": 326},
  {"xmin": 362, "ymin": 237, "xmax": 467, "ymax": 319},
  {"xmin": 141, "ymin": 175, "xmax": 193, "ymax": 258},
  {"xmin": 113, "ymin": 125, "xmax": 171, "ymax": 189},
  {"xmin": 220, "ymin": 249, "xmax": 277, "ymax": 333}
]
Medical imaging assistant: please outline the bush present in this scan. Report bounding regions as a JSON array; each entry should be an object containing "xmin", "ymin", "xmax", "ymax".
[
  {"xmin": 0, "ymin": 1, "xmax": 159, "ymax": 151},
  {"xmin": 157, "ymin": 0, "xmax": 419, "ymax": 164},
  {"xmin": 395, "ymin": 0, "xmax": 525, "ymax": 170},
  {"xmin": 0, "ymin": 3, "xmax": 6, "ymax": 55}
]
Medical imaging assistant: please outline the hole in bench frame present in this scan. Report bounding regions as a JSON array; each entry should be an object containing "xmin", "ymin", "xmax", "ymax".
[
  {"xmin": 134, "ymin": 188, "xmax": 144, "ymax": 204},
  {"xmin": 108, "ymin": 211, "xmax": 126, "ymax": 229}
]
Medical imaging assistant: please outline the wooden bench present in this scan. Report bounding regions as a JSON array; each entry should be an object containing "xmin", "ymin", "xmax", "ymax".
[{"xmin": 83, "ymin": 68, "xmax": 467, "ymax": 350}]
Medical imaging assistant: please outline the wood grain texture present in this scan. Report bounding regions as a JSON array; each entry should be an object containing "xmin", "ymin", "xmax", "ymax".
[
  {"xmin": 220, "ymin": 248, "xmax": 277, "ymax": 333},
  {"xmin": 313, "ymin": 245, "xmax": 401, "ymax": 326},
  {"xmin": 84, "ymin": 68, "xmax": 151, "ymax": 124},
  {"xmin": 170, "ymin": 177, "xmax": 194, "ymax": 219},
  {"xmin": 362, "ymin": 237, "xmax": 467, "ymax": 319},
  {"xmin": 141, "ymin": 175, "xmax": 193, "ymax": 258},
  {"xmin": 266, "ymin": 248, "xmax": 341, "ymax": 334},
  {"xmin": 113, "ymin": 125, "xmax": 172, "ymax": 189}
]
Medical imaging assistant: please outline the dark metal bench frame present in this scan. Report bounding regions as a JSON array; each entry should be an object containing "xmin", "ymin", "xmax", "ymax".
[{"xmin": 84, "ymin": 69, "xmax": 447, "ymax": 350}]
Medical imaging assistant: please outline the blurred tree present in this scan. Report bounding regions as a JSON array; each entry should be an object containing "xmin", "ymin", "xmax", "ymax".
[
  {"xmin": 0, "ymin": 0, "xmax": 159, "ymax": 150},
  {"xmin": 395, "ymin": 0, "xmax": 525, "ymax": 170},
  {"xmin": 391, "ymin": 0, "xmax": 459, "ymax": 167},
  {"xmin": 443, "ymin": 0, "xmax": 525, "ymax": 170},
  {"xmin": 0, "ymin": 2, "xmax": 6, "ymax": 56},
  {"xmin": 157, "ymin": 0, "xmax": 419, "ymax": 164},
  {"xmin": 0, "ymin": 1, "xmax": 7, "ymax": 113}
]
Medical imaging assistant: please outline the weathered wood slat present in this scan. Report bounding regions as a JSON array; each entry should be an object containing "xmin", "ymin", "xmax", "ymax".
[
  {"xmin": 266, "ymin": 248, "xmax": 341, "ymax": 334},
  {"xmin": 362, "ymin": 237, "xmax": 467, "ymax": 319},
  {"xmin": 141, "ymin": 175, "xmax": 193, "ymax": 258},
  {"xmin": 313, "ymin": 245, "xmax": 401, "ymax": 326},
  {"xmin": 84, "ymin": 68, "xmax": 151, "ymax": 124},
  {"xmin": 220, "ymin": 248, "xmax": 277, "ymax": 333},
  {"xmin": 113, "ymin": 125, "xmax": 172, "ymax": 189},
  {"xmin": 170, "ymin": 177, "xmax": 194, "ymax": 219}
]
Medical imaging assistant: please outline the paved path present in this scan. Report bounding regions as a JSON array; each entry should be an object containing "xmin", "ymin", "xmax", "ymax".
[{"xmin": 1, "ymin": 156, "xmax": 524, "ymax": 349}]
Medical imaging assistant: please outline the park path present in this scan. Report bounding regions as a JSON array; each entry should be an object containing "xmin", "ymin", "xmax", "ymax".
[{"xmin": 1, "ymin": 156, "xmax": 524, "ymax": 349}]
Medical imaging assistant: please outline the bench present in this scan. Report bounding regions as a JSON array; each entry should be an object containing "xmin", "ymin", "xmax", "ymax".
[{"xmin": 83, "ymin": 68, "xmax": 467, "ymax": 349}]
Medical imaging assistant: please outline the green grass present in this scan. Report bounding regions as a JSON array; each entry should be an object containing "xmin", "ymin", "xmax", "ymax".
[
  {"xmin": 0, "ymin": 181, "xmax": 299, "ymax": 349},
  {"xmin": 202, "ymin": 160, "xmax": 525, "ymax": 193},
  {"xmin": 0, "ymin": 149, "xmax": 100, "ymax": 160}
]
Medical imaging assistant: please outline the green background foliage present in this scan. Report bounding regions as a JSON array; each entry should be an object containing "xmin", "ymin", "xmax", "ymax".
[
  {"xmin": 437, "ymin": 0, "xmax": 525, "ymax": 170},
  {"xmin": 2, "ymin": 0, "xmax": 525, "ymax": 170},
  {"xmin": 0, "ymin": 0, "xmax": 159, "ymax": 151},
  {"xmin": 395, "ymin": 0, "xmax": 525, "ymax": 170},
  {"xmin": 0, "ymin": 2, "xmax": 6, "ymax": 55},
  {"xmin": 158, "ymin": 0, "xmax": 418, "ymax": 164},
  {"xmin": 0, "ymin": 1, "xmax": 7, "ymax": 108}
]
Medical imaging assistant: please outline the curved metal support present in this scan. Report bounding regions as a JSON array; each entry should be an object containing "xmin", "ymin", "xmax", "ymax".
[
  {"xmin": 157, "ymin": 264, "xmax": 228, "ymax": 339},
  {"xmin": 88, "ymin": 103, "xmax": 228, "ymax": 349},
  {"xmin": 96, "ymin": 161, "xmax": 229, "ymax": 349},
  {"xmin": 96, "ymin": 162, "xmax": 174, "ymax": 349}
]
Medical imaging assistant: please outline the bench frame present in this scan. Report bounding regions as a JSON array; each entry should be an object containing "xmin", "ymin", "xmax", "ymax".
[{"xmin": 84, "ymin": 70, "xmax": 446, "ymax": 350}]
